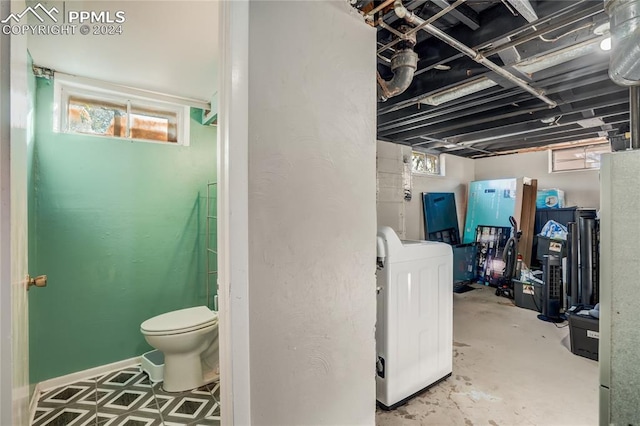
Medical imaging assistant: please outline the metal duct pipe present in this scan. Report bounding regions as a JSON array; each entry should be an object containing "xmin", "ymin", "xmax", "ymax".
[
  {"xmin": 377, "ymin": 27, "xmax": 418, "ymax": 102},
  {"xmin": 606, "ymin": 0, "xmax": 640, "ymax": 86},
  {"xmin": 631, "ymin": 86, "xmax": 640, "ymax": 149},
  {"xmin": 393, "ymin": 0, "xmax": 557, "ymax": 108}
]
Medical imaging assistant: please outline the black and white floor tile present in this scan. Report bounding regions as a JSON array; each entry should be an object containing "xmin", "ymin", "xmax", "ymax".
[{"xmin": 34, "ymin": 366, "xmax": 220, "ymax": 426}]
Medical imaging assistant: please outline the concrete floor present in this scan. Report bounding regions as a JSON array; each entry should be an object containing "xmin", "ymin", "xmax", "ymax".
[{"xmin": 376, "ymin": 284, "xmax": 599, "ymax": 426}]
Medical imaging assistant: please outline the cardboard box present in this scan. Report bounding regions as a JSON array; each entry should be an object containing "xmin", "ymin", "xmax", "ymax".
[
  {"xmin": 536, "ymin": 189, "xmax": 565, "ymax": 209},
  {"xmin": 474, "ymin": 226, "xmax": 510, "ymax": 286},
  {"xmin": 568, "ymin": 313, "xmax": 599, "ymax": 361}
]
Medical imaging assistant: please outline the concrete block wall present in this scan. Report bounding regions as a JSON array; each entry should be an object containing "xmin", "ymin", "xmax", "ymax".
[{"xmin": 376, "ymin": 141, "xmax": 474, "ymax": 240}]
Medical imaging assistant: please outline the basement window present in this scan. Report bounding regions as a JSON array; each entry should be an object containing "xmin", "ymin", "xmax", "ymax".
[
  {"xmin": 412, "ymin": 151, "xmax": 441, "ymax": 175},
  {"xmin": 54, "ymin": 74, "xmax": 190, "ymax": 145},
  {"xmin": 551, "ymin": 143, "xmax": 611, "ymax": 172}
]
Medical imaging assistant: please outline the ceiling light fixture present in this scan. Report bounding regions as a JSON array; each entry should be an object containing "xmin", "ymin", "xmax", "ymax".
[
  {"xmin": 594, "ymin": 22, "xmax": 611, "ymax": 51},
  {"xmin": 416, "ymin": 23, "xmax": 609, "ymax": 109},
  {"xmin": 593, "ymin": 22, "xmax": 610, "ymax": 36},
  {"xmin": 600, "ymin": 37, "xmax": 612, "ymax": 51},
  {"xmin": 513, "ymin": 37, "xmax": 603, "ymax": 75},
  {"xmin": 434, "ymin": 64, "xmax": 451, "ymax": 71},
  {"xmin": 420, "ymin": 77, "xmax": 498, "ymax": 106}
]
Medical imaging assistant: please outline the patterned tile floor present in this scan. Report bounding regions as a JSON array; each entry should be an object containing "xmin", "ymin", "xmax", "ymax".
[{"xmin": 33, "ymin": 365, "xmax": 220, "ymax": 426}]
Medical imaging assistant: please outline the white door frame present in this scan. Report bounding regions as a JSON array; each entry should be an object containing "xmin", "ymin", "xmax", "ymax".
[
  {"xmin": 0, "ymin": 3, "xmax": 14, "ymax": 421},
  {"xmin": 1, "ymin": 2, "xmax": 254, "ymax": 423},
  {"xmin": 0, "ymin": 1, "xmax": 30, "ymax": 423},
  {"xmin": 217, "ymin": 1, "xmax": 252, "ymax": 424}
]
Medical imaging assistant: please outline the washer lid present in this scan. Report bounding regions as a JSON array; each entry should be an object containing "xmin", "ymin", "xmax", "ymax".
[{"xmin": 141, "ymin": 306, "xmax": 217, "ymax": 333}]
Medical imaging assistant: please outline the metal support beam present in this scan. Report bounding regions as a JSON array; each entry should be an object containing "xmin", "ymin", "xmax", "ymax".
[
  {"xmin": 385, "ymin": 88, "xmax": 628, "ymax": 141},
  {"xmin": 503, "ymin": 0, "xmax": 538, "ymax": 23},
  {"xmin": 379, "ymin": 76, "xmax": 624, "ymax": 137},
  {"xmin": 430, "ymin": 0, "xmax": 480, "ymax": 30}
]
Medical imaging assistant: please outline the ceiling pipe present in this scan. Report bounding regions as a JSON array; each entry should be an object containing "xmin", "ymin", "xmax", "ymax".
[
  {"xmin": 377, "ymin": 0, "xmax": 465, "ymax": 56},
  {"xmin": 392, "ymin": 0, "xmax": 558, "ymax": 109},
  {"xmin": 605, "ymin": 0, "xmax": 640, "ymax": 86},
  {"xmin": 483, "ymin": 3, "xmax": 605, "ymax": 58},
  {"xmin": 365, "ymin": 0, "xmax": 396, "ymax": 21},
  {"xmin": 377, "ymin": 26, "xmax": 418, "ymax": 102}
]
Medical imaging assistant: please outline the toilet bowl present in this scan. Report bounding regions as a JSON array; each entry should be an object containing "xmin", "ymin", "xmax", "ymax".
[{"xmin": 141, "ymin": 306, "xmax": 219, "ymax": 392}]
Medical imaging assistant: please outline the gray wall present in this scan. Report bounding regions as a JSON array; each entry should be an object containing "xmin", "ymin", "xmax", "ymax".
[
  {"xmin": 377, "ymin": 141, "xmax": 474, "ymax": 240},
  {"xmin": 599, "ymin": 151, "xmax": 640, "ymax": 425},
  {"xmin": 248, "ymin": 2, "xmax": 376, "ymax": 424},
  {"xmin": 474, "ymin": 150, "xmax": 600, "ymax": 209}
]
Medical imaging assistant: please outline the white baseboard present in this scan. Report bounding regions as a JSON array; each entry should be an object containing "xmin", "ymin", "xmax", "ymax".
[{"xmin": 37, "ymin": 356, "xmax": 141, "ymax": 394}]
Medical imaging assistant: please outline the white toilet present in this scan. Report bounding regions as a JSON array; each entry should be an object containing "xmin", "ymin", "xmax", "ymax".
[{"xmin": 140, "ymin": 306, "xmax": 219, "ymax": 392}]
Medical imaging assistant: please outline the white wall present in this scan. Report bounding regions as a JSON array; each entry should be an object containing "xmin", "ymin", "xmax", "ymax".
[
  {"xmin": 599, "ymin": 151, "xmax": 640, "ymax": 425},
  {"xmin": 377, "ymin": 141, "xmax": 474, "ymax": 241},
  {"xmin": 247, "ymin": 2, "xmax": 376, "ymax": 424},
  {"xmin": 475, "ymin": 150, "xmax": 600, "ymax": 209}
]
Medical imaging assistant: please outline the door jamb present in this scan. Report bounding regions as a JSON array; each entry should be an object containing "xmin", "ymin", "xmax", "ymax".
[{"xmin": 217, "ymin": 1, "xmax": 252, "ymax": 424}]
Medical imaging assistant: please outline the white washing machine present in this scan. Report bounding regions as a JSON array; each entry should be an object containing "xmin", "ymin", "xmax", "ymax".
[{"xmin": 376, "ymin": 226, "xmax": 453, "ymax": 410}]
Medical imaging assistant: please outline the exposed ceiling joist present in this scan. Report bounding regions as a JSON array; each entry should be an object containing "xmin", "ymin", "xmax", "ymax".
[
  {"xmin": 503, "ymin": 0, "xmax": 539, "ymax": 23},
  {"xmin": 430, "ymin": 0, "xmax": 480, "ymax": 30},
  {"xmin": 358, "ymin": 0, "xmax": 622, "ymax": 158}
]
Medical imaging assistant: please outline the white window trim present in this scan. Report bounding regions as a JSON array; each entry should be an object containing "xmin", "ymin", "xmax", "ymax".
[{"xmin": 53, "ymin": 73, "xmax": 194, "ymax": 146}]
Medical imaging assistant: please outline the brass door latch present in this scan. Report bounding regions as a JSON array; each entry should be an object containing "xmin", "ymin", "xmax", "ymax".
[{"xmin": 27, "ymin": 274, "xmax": 47, "ymax": 290}]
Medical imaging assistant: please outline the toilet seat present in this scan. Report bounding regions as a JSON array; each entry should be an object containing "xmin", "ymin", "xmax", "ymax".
[{"xmin": 141, "ymin": 306, "xmax": 218, "ymax": 336}]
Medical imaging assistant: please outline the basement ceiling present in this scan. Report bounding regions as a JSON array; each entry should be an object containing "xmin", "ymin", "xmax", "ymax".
[{"xmin": 354, "ymin": 0, "xmax": 626, "ymax": 158}]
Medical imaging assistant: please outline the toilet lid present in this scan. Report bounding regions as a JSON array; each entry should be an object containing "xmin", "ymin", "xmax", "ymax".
[{"xmin": 141, "ymin": 306, "xmax": 217, "ymax": 334}]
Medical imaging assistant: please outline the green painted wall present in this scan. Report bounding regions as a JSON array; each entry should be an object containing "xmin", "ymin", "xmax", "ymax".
[
  {"xmin": 29, "ymin": 77, "xmax": 217, "ymax": 383},
  {"xmin": 27, "ymin": 55, "xmax": 37, "ymax": 277}
]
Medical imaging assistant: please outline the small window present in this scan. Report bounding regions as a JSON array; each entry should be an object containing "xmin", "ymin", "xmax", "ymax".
[
  {"xmin": 67, "ymin": 96, "xmax": 128, "ymax": 137},
  {"xmin": 412, "ymin": 151, "xmax": 441, "ymax": 175},
  {"xmin": 54, "ymin": 75, "xmax": 189, "ymax": 145},
  {"xmin": 551, "ymin": 143, "xmax": 611, "ymax": 172}
]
